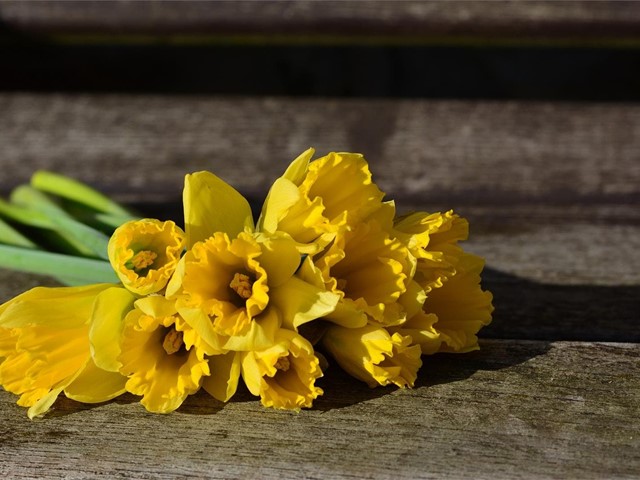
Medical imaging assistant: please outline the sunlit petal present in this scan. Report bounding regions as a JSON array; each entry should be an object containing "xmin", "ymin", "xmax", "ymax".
[{"xmin": 184, "ymin": 171, "xmax": 254, "ymax": 247}]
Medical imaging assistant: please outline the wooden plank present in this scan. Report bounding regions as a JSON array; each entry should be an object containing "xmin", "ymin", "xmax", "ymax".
[
  {"xmin": 1, "ymin": 1, "xmax": 639, "ymax": 45},
  {"xmin": 1, "ymin": 340, "xmax": 638, "ymax": 479},
  {"xmin": 1, "ymin": 94, "xmax": 639, "ymax": 207}
]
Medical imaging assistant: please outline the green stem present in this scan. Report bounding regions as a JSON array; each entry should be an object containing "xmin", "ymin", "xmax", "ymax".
[
  {"xmin": 0, "ymin": 197, "xmax": 52, "ymax": 228},
  {"xmin": 0, "ymin": 218, "xmax": 37, "ymax": 249},
  {"xmin": 31, "ymin": 170, "xmax": 133, "ymax": 217},
  {"xmin": 0, "ymin": 245, "xmax": 119, "ymax": 285},
  {"xmin": 11, "ymin": 186, "xmax": 110, "ymax": 259}
]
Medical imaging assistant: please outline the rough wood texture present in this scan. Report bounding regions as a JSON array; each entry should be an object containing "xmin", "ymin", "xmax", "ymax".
[
  {"xmin": 1, "ymin": 341, "xmax": 638, "ymax": 479},
  {"xmin": 1, "ymin": 94, "xmax": 638, "ymax": 477},
  {"xmin": 2, "ymin": 94, "xmax": 639, "ymax": 206},
  {"xmin": 1, "ymin": 0, "xmax": 639, "ymax": 43}
]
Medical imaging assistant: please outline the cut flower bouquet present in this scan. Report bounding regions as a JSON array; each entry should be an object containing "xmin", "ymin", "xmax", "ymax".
[{"xmin": 0, "ymin": 149, "xmax": 493, "ymax": 418}]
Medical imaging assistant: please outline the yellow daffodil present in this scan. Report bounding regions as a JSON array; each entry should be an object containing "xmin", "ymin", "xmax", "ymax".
[
  {"xmin": 0, "ymin": 284, "xmax": 127, "ymax": 418},
  {"xmin": 168, "ymin": 230, "xmax": 339, "ymax": 350},
  {"xmin": 420, "ymin": 253, "xmax": 494, "ymax": 353},
  {"xmin": 108, "ymin": 219, "xmax": 185, "ymax": 295},
  {"xmin": 392, "ymin": 211, "xmax": 493, "ymax": 354},
  {"xmin": 300, "ymin": 151, "xmax": 385, "ymax": 223},
  {"xmin": 394, "ymin": 210, "xmax": 468, "ymax": 294},
  {"xmin": 241, "ymin": 328, "xmax": 323, "ymax": 410},
  {"xmin": 322, "ymin": 324, "xmax": 422, "ymax": 388},
  {"xmin": 168, "ymin": 231, "xmax": 270, "ymax": 338},
  {"xmin": 258, "ymin": 149, "xmax": 385, "ymax": 252},
  {"xmin": 389, "ymin": 311, "xmax": 441, "ymax": 355},
  {"xmin": 314, "ymin": 218, "xmax": 412, "ymax": 327},
  {"xmin": 0, "ymin": 152, "xmax": 496, "ymax": 415},
  {"xmin": 117, "ymin": 295, "xmax": 210, "ymax": 414}
]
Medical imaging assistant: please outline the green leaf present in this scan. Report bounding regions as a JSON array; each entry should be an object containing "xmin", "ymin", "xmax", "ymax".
[
  {"xmin": 0, "ymin": 197, "xmax": 52, "ymax": 228},
  {"xmin": 31, "ymin": 170, "xmax": 132, "ymax": 217},
  {"xmin": 11, "ymin": 186, "xmax": 110, "ymax": 259},
  {"xmin": 0, "ymin": 245, "xmax": 118, "ymax": 284},
  {"xmin": 0, "ymin": 217, "xmax": 37, "ymax": 249}
]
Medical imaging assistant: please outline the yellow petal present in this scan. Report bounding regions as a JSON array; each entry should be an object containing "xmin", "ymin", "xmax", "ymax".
[
  {"xmin": 254, "ymin": 232, "xmax": 301, "ymax": 288},
  {"xmin": 240, "ymin": 349, "xmax": 264, "ymax": 397},
  {"xmin": 184, "ymin": 171, "xmax": 254, "ymax": 247},
  {"xmin": 282, "ymin": 148, "xmax": 315, "ymax": 185},
  {"xmin": 135, "ymin": 295, "xmax": 178, "ymax": 319},
  {"xmin": 202, "ymin": 351, "xmax": 241, "ymax": 402},
  {"xmin": 27, "ymin": 385, "xmax": 67, "ymax": 419},
  {"xmin": 270, "ymin": 276, "xmax": 340, "ymax": 331},
  {"xmin": 89, "ymin": 287, "xmax": 136, "ymax": 372},
  {"xmin": 26, "ymin": 357, "xmax": 90, "ymax": 419},
  {"xmin": 165, "ymin": 255, "xmax": 186, "ymax": 298},
  {"xmin": 64, "ymin": 360, "xmax": 127, "ymax": 403},
  {"xmin": 322, "ymin": 324, "xmax": 422, "ymax": 388},
  {"xmin": 222, "ymin": 307, "xmax": 280, "ymax": 352},
  {"xmin": 257, "ymin": 177, "xmax": 301, "ymax": 233},
  {"xmin": 0, "ymin": 284, "xmax": 112, "ymax": 329},
  {"xmin": 392, "ymin": 311, "xmax": 441, "ymax": 355},
  {"xmin": 177, "ymin": 306, "xmax": 226, "ymax": 355},
  {"xmin": 398, "ymin": 280, "xmax": 427, "ymax": 321}
]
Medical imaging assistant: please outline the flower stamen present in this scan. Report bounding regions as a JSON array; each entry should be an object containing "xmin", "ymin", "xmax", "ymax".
[
  {"xmin": 128, "ymin": 250, "xmax": 158, "ymax": 272},
  {"xmin": 274, "ymin": 356, "xmax": 290, "ymax": 372},
  {"xmin": 162, "ymin": 328, "xmax": 184, "ymax": 355},
  {"xmin": 229, "ymin": 272, "xmax": 253, "ymax": 300}
]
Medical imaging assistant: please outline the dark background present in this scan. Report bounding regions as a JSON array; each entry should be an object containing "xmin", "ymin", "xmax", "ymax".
[
  {"xmin": 2, "ymin": 42, "xmax": 640, "ymax": 101},
  {"xmin": 1, "ymin": 0, "xmax": 640, "ymax": 101}
]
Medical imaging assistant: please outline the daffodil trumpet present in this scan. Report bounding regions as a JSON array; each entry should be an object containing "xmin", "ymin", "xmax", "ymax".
[{"xmin": 0, "ymin": 149, "xmax": 493, "ymax": 418}]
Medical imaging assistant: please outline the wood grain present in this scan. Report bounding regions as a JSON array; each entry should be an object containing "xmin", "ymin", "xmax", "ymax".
[
  {"xmin": 2, "ymin": 94, "xmax": 639, "ymax": 206},
  {"xmin": 1, "ymin": 1, "xmax": 639, "ymax": 44},
  {"xmin": 1, "ymin": 340, "xmax": 638, "ymax": 479}
]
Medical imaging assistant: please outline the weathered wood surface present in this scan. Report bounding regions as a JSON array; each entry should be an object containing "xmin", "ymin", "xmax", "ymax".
[
  {"xmin": 1, "ymin": 341, "xmax": 638, "ymax": 479},
  {"xmin": 0, "ymin": 94, "xmax": 638, "ymax": 477},
  {"xmin": 1, "ymin": 0, "xmax": 639, "ymax": 44},
  {"xmin": 2, "ymin": 94, "xmax": 639, "ymax": 205}
]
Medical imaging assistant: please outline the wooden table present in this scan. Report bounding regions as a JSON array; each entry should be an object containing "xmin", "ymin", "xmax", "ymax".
[
  {"xmin": 1, "ymin": 2, "xmax": 639, "ymax": 478},
  {"xmin": 1, "ymin": 93, "xmax": 638, "ymax": 479}
]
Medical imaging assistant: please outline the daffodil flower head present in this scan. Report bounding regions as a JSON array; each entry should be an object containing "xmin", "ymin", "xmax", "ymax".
[
  {"xmin": 118, "ymin": 295, "xmax": 210, "ymax": 414},
  {"xmin": 241, "ymin": 329, "xmax": 323, "ymax": 410},
  {"xmin": 299, "ymin": 152, "xmax": 385, "ymax": 226},
  {"xmin": 395, "ymin": 210, "xmax": 469, "ymax": 293},
  {"xmin": 420, "ymin": 252, "xmax": 494, "ymax": 353},
  {"xmin": 258, "ymin": 150, "xmax": 386, "ymax": 253},
  {"xmin": 170, "ymin": 231, "xmax": 270, "ymax": 337},
  {"xmin": 108, "ymin": 219, "xmax": 185, "ymax": 295},
  {"xmin": 322, "ymin": 324, "xmax": 422, "ymax": 388},
  {"xmin": 0, "ymin": 284, "xmax": 126, "ymax": 418},
  {"xmin": 315, "ymin": 218, "xmax": 412, "ymax": 327}
]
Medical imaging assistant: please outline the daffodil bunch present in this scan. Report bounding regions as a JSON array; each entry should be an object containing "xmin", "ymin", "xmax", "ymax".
[{"xmin": 0, "ymin": 149, "xmax": 493, "ymax": 418}]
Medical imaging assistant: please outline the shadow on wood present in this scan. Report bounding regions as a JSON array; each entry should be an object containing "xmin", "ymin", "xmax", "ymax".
[{"xmin": 482, "ymin": 268, "xmax": 640, "ymax": 342}]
